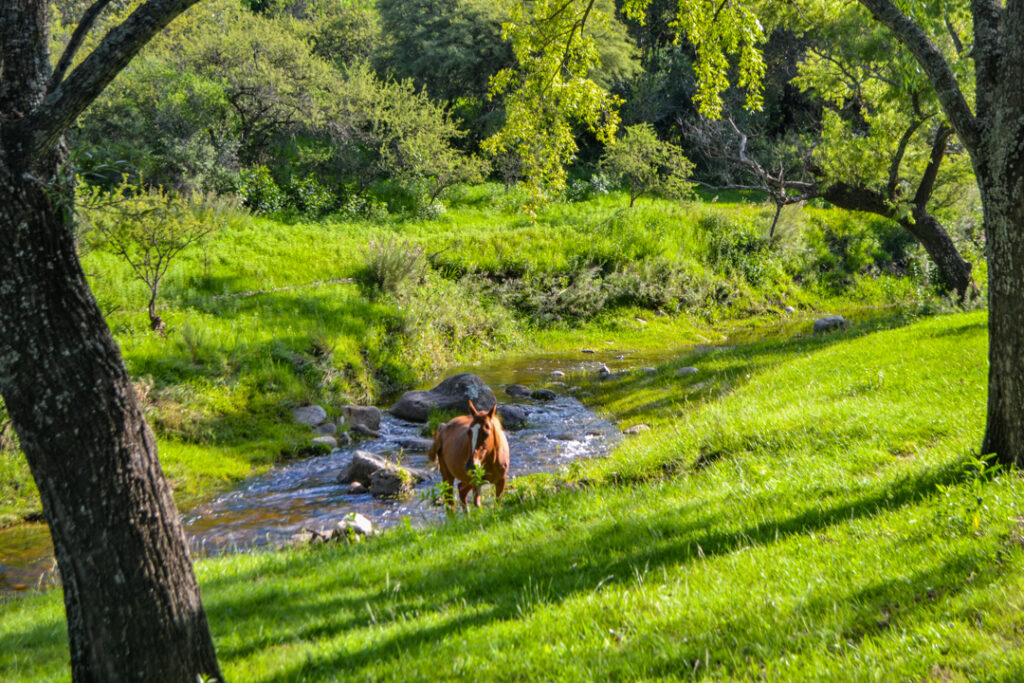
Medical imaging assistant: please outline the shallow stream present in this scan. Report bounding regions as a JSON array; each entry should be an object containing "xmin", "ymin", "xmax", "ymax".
[{"xmin": 1, "ymin": 343, "xmax": 703, "ymax": 593}]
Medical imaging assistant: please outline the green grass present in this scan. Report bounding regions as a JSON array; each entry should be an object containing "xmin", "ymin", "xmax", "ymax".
[
  {"xmin": 3, "ymin": 187, "xmax": 940, "ymax": 523},
  {"xmin": 4, "ymin": 311, "xmax": 1021, "ymax": 681}
]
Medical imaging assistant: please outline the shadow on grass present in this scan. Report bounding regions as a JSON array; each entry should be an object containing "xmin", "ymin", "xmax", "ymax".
[{"xmin": 196, "ymin": 453, "xmax": 976, "ymax": 679}]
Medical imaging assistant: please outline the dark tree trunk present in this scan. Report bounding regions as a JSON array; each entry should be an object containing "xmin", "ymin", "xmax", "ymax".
[
  {"xmin": 899, "ymin": 208, "xmax": 976, "ymax": 299},
  {"xmin": 1, "ymin": 0, "xmax": 220, "ymax": 679}
]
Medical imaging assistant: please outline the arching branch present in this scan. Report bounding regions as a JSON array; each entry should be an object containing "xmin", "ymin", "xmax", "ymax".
[
  {"xmin": 46, "ymin": 0, "xmax": 116, "ymax": 94},
  {"xmin": 24, "ymin": 0, "xmax": 203, "ymax": 157}
]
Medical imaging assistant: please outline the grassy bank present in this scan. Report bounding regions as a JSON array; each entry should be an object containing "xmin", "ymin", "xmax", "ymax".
[
  {"xmin": 4, "ymin": 311, "xmax": 1021, "ymax": 681},
  {"xmin": 0, "ymin": 186, "xmax": 959, "ymax": 523}
]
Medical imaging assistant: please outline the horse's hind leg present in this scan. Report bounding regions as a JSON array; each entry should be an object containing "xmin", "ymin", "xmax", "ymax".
[{"xmin": 438, "ymin": 461, "xmax": 456, "ymax": 513}]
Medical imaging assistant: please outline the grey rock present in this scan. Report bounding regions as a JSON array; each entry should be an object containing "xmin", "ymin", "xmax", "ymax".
[
  {"xmin": 338, "ymin": 451, "xmax": 390, "ymax": 484},
  {"xmin": 497, "ymin": 404, "xmax": 528, "ymax": 430},
  {"xmin": 351, "ymin": 423, "xmax": 381, "ymax": 439},
  {"xmin": 784, "ymin": 305, "xmax": 796, "ymax": 313},
  {"xmin": 313, "ymin": 422, "xmax": 338, "ymax": 436},
  {"xmin": 814, "ymin": 315, "xmax": 849, "ymax": 333},
  {"xmin": 505, "ymin": 384, "xmax": 532, "ymax": 398},
  {"xmin": 549, "ymin": 370, "xmax": 566, "ymax": 378},
  {"xmin": 346, "ymin": 481, "xmax": 368, "ymax": 495},
  {"xmin": 581, "ymin": 348, "xmax": 595, "ymax": 354},
  {"xmin": 390, "ymin": 373, "xmax": 497, "ymax": 423},
  {"xmin": 597, "ymin": 364, "xmax": 612, "ymax": 376},
  {"xmin": 370, "ymin": 468, "xmax": 414, "ymax": 498},
  {"xmin": 340, "ymin": 405, "xmax": 381, "ymax": 432},
  {"xmin": 623, "ymin": 424, "xmax": 651, "ymax": 435},
  {"xmin": 312, "ymin": 435, "xmax": 338, "ymax": 449},
  {"xmin": 549, "ymin": 381, "xmax": 567, "ymax": 388},
  {"xmin": 531, "ymin": 388, "xmax": 557, "ymax": 401},
  {"xmin": 335, "ymin": 431, "xmax": 353, "ymax": 447},
  {"xmin": 292, "ymin": 404, "xmax": 327, "ymax": 426},
  {"xmin": 638, "ymin": 367, "xmax": 658, "ymax": 375},
  {"xmin": 676, "ymin": 366, "xmax": 699, "ymax": 377},
  {"xmin": 337, "ymin": 513, "xmax": 374, "ymax": 536}
]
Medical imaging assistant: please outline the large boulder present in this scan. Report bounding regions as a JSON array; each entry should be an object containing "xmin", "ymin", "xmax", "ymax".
[
  {"xmin": 340, "ymin": 405, "xmax": 381, "ymax": 432},
  {"xmin": 389, "ymin": 373, "xmax": 496, "ymax": 423},
  {"xmin": 337, "ymin": 450, "xmax": 389, "ymax": 484},
  {"xmin": 370, "ymin": 468, "xmax": 414, "ymax": 499}
]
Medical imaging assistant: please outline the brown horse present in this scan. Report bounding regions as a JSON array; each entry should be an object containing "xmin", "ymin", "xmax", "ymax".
[{"xmin": 426, "ymin": 400, "xmax": 510, "ymax": 511}]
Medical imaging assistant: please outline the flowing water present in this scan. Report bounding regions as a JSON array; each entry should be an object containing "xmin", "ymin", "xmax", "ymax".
[{"xmin": 0, "ymin": 344, "xmax": 700, "ymax": 594}]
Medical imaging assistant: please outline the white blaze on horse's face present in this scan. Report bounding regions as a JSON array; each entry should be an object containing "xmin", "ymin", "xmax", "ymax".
[{"xmin": 469, "ymin": 424, "xmax": 481, "ymax": 453}]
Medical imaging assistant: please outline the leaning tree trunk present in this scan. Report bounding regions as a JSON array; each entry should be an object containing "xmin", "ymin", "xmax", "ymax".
[
  {"xmin": 0, "ymin": 148, "xmax": 222, "ymax": 683},
  {"xmin": 899, "ymin": 208, "xmax": 977, "ymax": 299},
  {"xmin": 0, "ymin": 1, "xmax": 220, "ymax": 679}
]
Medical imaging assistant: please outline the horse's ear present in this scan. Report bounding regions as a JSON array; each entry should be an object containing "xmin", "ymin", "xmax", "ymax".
[
  {"xmin": 468, "ymin": 399, "xmax": 477, "ymax": 415},
  {"xmin": 488, "ymin": 404, "xmax": 497, "ymax": 419}
]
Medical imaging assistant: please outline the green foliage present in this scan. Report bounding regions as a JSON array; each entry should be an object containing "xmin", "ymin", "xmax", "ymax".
[
  {"xmin": 602, "ymin": 123, "xmax": 693, "ymax": 206},
  {"xmin": 79, "ymin": 177, "xmax": 244, "ymax": 329},
  {"xmin": 623, "ymin": 0, "xmax": 766, "ymax": 117},
  {"xmin": 237, "ymin": 165, "xmax": 286, "ymax": 214},
  {"xmin": 483, "ymin": 0, "xmax": 623, "ymax": 210},
  {"xmin": 359, "ymin": 235, "xmax": 428, "ymax": 299}
]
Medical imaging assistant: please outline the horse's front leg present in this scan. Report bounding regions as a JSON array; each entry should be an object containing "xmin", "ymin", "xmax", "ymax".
[
  {"xmin": 472, "ymin": 486, "xmax": 483, "ymax": 508},
  {"xmin": 457, "ymin": 481, "xmax": 473, "ymax": 512}
]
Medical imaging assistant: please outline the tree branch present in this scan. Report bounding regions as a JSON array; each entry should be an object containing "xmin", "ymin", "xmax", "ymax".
[
  {"xmin": 24, "ymin": 0, "xmax": 204, "ymax": 157},
  {"xmin": 47, "ymin": 0, "xmax": 116, "ymax": 94},
  {"xmin": 913, "ymin": 124, "xmax": 953, "ymax": 207},
  {"xmin": 885, "ymin": 117, "xmax": 924, "ymax": 199},
  {"xmin": 856, "ymin": 0, "xmax": 979, "ymax": 155}
]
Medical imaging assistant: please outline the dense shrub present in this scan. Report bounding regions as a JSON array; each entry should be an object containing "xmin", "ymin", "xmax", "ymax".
[
  {"xmin": 360, "ymin": 235, "xmax": 428, "ymax": 298},
  {"xmin": 237, "ymin": 165, "xmax": 286, "ymax": 214}
]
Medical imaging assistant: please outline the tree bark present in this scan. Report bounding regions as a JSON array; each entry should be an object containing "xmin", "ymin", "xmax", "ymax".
[{"xmin": 1, "ymin": 0, "xmax": 220, "ymax": 679}]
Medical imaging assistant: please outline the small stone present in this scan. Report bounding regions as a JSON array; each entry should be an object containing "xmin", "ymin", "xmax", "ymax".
[
  {"xmin": 505, "ymin": 384, "xmax": 532, "ymax": 398},
  {"xmin": 395, "ymin": 436, "xmax": 434, "ymax": 452},
  {"xmin": 531, "ymin": 388, "xmax": 557, "ymax": 401},
  {"xmin": 676, "ymin": 367, "xmax": 699, "ymax": 377},
  {"xmin": 335, "ymin": 431, "xmax": 353, "ymax": 446},
  {"xmin": 346, "ymin": 481, "xmax": 368, "ymax": 495},
  {"xmin": 635, "ymin": 317, "xmax": 647, "ymax": 325},
  {"xmin": 578, "ymin": 391, "xmax": 593, "ymax": 398},
  {"xmin": 337, "ymin": 513, "xmax": 374, "ymax": 536},
  {"xmin": 312, "ymin": 435, "xmax": 338, "ymax": 449},
  {"xmin": 784, "ymin": 305, "xmax": 796, "ymax": 313},
  {"xmin": 338, "ymin": 451, "xmax": 389, "ymax": 484},
  {"xmin": 351, "ymin": 423, "xmax": 381, "ymax": 438},
  {"xmin": 623, "ymin": 424, "xmax": 650, "ymax": 435},
  {"xmin": 550, "ymin": 370, "xmax": 566, "ymax": 378},
  {"xmin": 597, "ymin": 364, "xmax": 611, "ymax": 376},
  {"xmin": 581, "ymin": 348, "xmax": 596, "ymax": 354},
  {"xmin": 292, "ymin": 404, "xmax": 327, "ymax": 426},
  {"xmin": 314, "ymin": 422, "xmax": 338, "ymax": 436},
  {"xmin": 638, "ymin": 367, "xmax": 657, "ymax": 375},
  {"xmin": 549, "ymin": 432, "xmax": 577, "ymax": 441},
  {"xmin": 814, "ymin": 315, "xmax": 849, "ymax": 333}
]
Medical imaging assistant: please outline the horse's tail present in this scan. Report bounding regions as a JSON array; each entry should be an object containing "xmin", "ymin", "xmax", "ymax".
[{"xmin": 426, "ymin": 422, "xmax": 446, "ymax": 464}]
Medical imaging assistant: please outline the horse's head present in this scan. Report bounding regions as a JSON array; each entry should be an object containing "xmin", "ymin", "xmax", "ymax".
[{"xmin": 467, "ymin": 400, "xmax": 499, "ymax": 462}]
